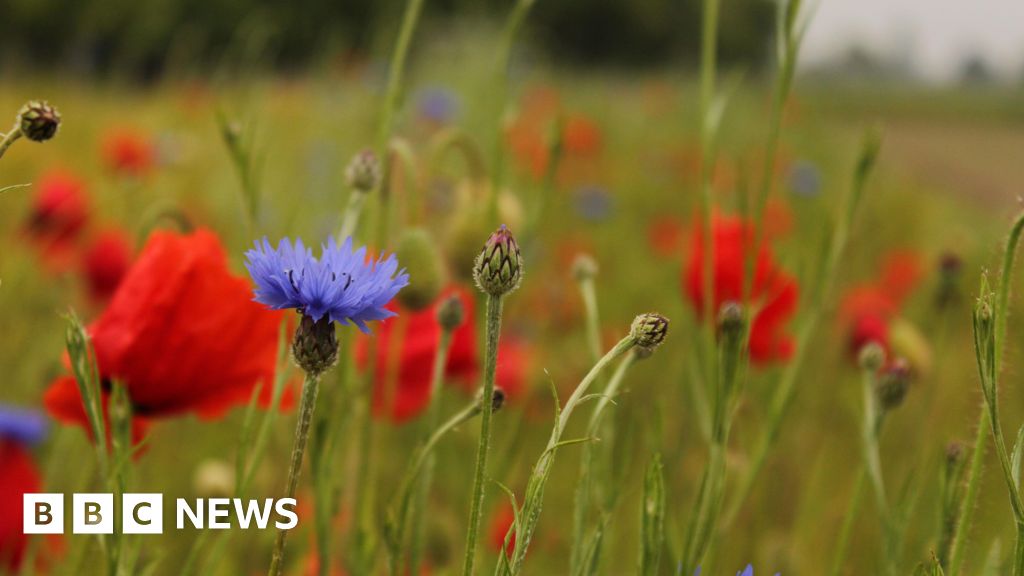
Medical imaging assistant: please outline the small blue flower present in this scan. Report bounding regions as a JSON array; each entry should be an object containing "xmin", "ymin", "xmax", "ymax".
[
  {"xmin": 0, "ymin": 406, "xmax": 48, "ymax": 445},
  {"xmin": 574, "ymin": 185, "xmax": 613, "ymax": 221},
  {"xmin": 245, "ymin": 236, "xmax": 409, "ymax": 333},
  {"xmin": 788, "ymin": 160, "xmax": 821, "ymax": 198},
  {"xmin": 416, "ymin": 86, "xmax": 461, "ymax": 124}
]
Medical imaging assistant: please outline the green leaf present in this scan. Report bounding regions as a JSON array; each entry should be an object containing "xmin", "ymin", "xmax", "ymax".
[
  {"xmin": 639, "ymin": 453, "xmax": 665, "ymax": 576},
  {"xmin": 1011, "ymin": 424, "xmax": 1024, "ymax": 490}
]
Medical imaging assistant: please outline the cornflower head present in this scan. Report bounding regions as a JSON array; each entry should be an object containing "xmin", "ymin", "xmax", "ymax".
[{"xmin": 246, "ymin": 236, "xmax": 409, "ymax": 375}]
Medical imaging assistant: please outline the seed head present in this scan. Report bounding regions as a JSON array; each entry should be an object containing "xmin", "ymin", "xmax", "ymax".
[
  {"xmin": 875, "ymin": 358, "xmax": 911, "ymax": 411},
  {"xmin": 945, "ymin": 441, "xmax": 965, "ymax": 467},
  {"xmin": 437, "ymin": 294, "xmax": 466, "ymax": 332},
  {"xmin": 18, "ymin": 100, "xmax": 61, "ymax": 142},
  {"xmin": 631, "ymin": 313, "xmax": 669, "ymax": 352},
  {"xmin": 292, "ymin": 314, "xmax": 339, "ymax": 376},
  {"xmin": 857, "ymin": 341, "xmax": 886, "ymax": 373},
  {"xmin": 473, "ymin": 225, "xmax": 523, "ymax": 297},
  {"xmin": 345, "ymin": 149, "xmax": 381, "ymax": 193},
  {"xmin": 571, "ymin": 254, "xmax": 598, "ymax": 283},
  {"xmin": 395, "ymin": 228, "xmax": 445, "ymax": 311}
]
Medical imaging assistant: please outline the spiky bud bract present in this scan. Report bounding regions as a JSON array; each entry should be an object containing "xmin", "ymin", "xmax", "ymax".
[
  {"xmin": 631, "ymin": 313, "xmax": 669, "ymax": 352},
  {"xmin": 473, "ymin": 225, "xmax": 522, "ymax": 298},
  {"xmin": 292, "ymin": 314, "xmax": 339, "ymax": 376},
  {"xmin": 18, "ymin": 100, "xmax": 61, "ymax": 142}
]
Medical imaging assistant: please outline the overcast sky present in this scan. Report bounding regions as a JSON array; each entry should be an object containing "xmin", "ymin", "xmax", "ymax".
[{"xmin": 799, "ymin": 0, "xmax": 1024, "ymax": 82}]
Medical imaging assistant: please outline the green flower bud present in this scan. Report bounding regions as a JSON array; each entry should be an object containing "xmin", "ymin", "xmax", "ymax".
[
  {"xmin": 473, "ymin": 225, "xmax": 523, "ymax": 297},
  {"xmin": 875, "ymin": 358, "xmax": 911, "ymax": 411},
  {"xmin": 437, "ymin": 294, "xmax": 466, "ymax": 332},
  {"xmin": 857, "ymin": 341, "xmax": 886, "ymax": 373},
  {"xmin": 717, "ymin": 302, "xmax": 745, "ymax": 340},
  {"xmin": 292, "ymin": 314, "xmax": 339, "ymax": 376},
  {"xmin": 395, "ymin": 228, "xmax": 445, "ymax": 311},
  {"xmin": 345, "ymin": 149, "xmax": 381, "ymax": 193},
  {"xmin": 631, "ymin": 313, "xmax": 669, "ymax": 352},
  {"xmin": 571, "ymin": 254, "xmax": 598, "ymax": 283},
  {"xmin": 18, "ymin": 100, "xmax": 61, "ymax": 142}
]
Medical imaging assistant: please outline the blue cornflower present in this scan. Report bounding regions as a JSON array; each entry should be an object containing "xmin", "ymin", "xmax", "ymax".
[
  {"xmin": 0, "ymin": 406, "xmax": 48, "ymax": 446},
  {"xmin": 415, "ymin": 86, "xmax": 461, "ymax": 124},
  {"xmin": 788, "ymin": 159, "xmax": 821, "ymax": 198},
  {"xmin": 245, "ymin": 236, "xmax": 409, "ymax": 333}
]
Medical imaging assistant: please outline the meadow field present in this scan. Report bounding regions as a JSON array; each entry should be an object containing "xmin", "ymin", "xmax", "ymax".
[{"xmin": 2, "ymin": 6, "xmax": 1024, "ymax": 576}]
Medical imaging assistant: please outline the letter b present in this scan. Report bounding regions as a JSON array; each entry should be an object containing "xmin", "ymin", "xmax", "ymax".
[
  {"xmin": 74, "ymin": 494, "xmax": 113, "ymax": 534},
  {"xmin": 23, "ymin": 494, "xmax": 63, "ymax": 534}
]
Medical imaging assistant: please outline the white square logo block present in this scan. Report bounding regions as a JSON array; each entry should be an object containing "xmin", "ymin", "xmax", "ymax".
[
  {"xmin": 73, "ymin": 493, "xmax": 114, "ymax": 534},
  {"xmin": 123, "ymin": 493, "xmax": 163, "ymax": 534},
  {"xmin": 23, "ymin": 493, "xmax": 63, "ymax": 534}
]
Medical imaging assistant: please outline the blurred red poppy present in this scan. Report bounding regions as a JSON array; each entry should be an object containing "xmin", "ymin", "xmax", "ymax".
[
  {"xmin": 22, "ymin": 168, "xmax": 89, "ymax": 271},
  {"xmin": 101, "ymin": 129, "xmax": 155, "ymax": 176},
  {"xmin": 840, "ymin": 251, "xmax": 923, "ymax": 357},
  {"xmin": 0, "ymin": 440, "xmax": 41, "ymax": 571},
  {"xmin": 489, "ymin": 502, "xmax": 517, "ymax": 557},
  {"xmin": 684, "ymin": 214, "xmax": 799, "ymax": 364},
  {"xmin": 647, "ymin": 216, "xmax": 685, "ymax": 259},
  {"xmin": 80, "ymin": 229, "xmax": 133, "ymax": 303},
  {"xmin": 44, "ymin": 229, "xmax": 283, "ymax": 442},
  {"xmin": 365, "ymin": 285, "xmax": 479, "ymax": 423}
]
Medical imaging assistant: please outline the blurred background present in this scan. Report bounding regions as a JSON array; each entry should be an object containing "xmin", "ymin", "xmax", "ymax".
[{"xmin": 2, "ymin": 0, "xmax": 1024, "ymax": 574}]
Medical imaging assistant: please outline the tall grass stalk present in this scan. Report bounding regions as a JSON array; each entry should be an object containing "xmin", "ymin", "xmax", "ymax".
[
  {"xmin": 486, "ymin": 0, "xmax": 539, "ymax": 224},
  {"xmin": 724, "ymin": 127, "xmax": 881, "ymax": 526}
]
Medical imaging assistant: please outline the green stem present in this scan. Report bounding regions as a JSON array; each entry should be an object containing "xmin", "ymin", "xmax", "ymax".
[
  {"xmin": 406, "ymin": 328, "xmax": 455, "ymax": 576},
  {"xmin": 948, "ymin": 410, "xmax": 990, "ymax": 575},
  {"xmin": 829, "ymin": 468, "xmax": 866, "ymax": 576},
  {"xmin": 267, "ymin": 373, "xmax": 321, "ymax": 576},
  {"xmin": 508, "ymin": 336, "xmax": 637, "ymax": 574},
  {"xmin": 486, "ymin": 0, "xmax": 538, "ymax": 224},
  {"xmin": 339, "ymin": 191, "xmax": 370, "ymax": 241},
  {"xmin": 722, "ymin": 128, "xmax": 879, "ymax": 527},
  {"xmin": 0, "ymin": 126, "xmax": 22, "ymax": 161},
  {"xmin": 462, "ymin": 295, "xmax": 504, "ymax": 576}
]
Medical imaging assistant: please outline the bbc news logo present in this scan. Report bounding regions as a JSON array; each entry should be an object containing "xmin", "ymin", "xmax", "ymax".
[{"xmin": 23, "ymin": 494, "xmax": 298, "ymax": 534}]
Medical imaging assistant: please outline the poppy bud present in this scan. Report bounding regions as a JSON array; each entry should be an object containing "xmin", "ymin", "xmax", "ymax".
[
  {"xmin": 875, "ymin": 358, "xmax": 911, "ymax": 411},
  {"xmin": 395, "ymin": 228, "xmax": 445, "ymax": 311},
  {"xmin": 345, "ymin": 149, "xmax": 381, "ymax": 193},
  {"xmin": 292, "ymin": 314, "xmax": 339, "ymax": 376},
  {"xmin": 945, "ymin": 441, "xmax": 964, "ymax": 468},
  {"xmin": 857, "ymin": 341, "xmax": 886, "ymax": 373},
  {"xmin": 437, "ymin": 294, "xmax": 466, "ymax": 332},
  {"xmin": 936, "ymin": 251, "xmax": 963, "ymax": 308},
  {"xmin": 630, "ymin": 313, "xmax": 669, "ymax": 352},
  {"xmin": 571, "ymin": 254, "xmax": 598, "ymax": 283},
  {"xmin": 18, "ymin": 100, "xmax": 61, "ymax": 142},
  {"xmin": 473, "ymin": 225, "xmax": 523, "ymax": 297}
]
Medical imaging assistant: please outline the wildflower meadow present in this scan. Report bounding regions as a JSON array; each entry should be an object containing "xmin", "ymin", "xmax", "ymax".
[{"xmin": 1, "ymin": 0, "xmax": 1023, "ymax": 574}]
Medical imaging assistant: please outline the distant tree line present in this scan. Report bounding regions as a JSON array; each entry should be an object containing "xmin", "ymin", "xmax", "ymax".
[{"xmin": 0, "ymin": 0, "xmax": 774, "ymax": 78}]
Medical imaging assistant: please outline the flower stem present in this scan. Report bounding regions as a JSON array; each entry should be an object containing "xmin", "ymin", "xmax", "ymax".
[
  {"xmin": 408, "ymin": 328, "xmax": 455, "ymax": 575},
  {"xmin": 829, "ymin": 467, "xmax": 866, "ymax": 576},
  {"xmin": 462, "ymin": 294, "xmax": 504, "ymax": 576},
  {"xmin": 948, "ymin": 410, "xmax": 990, "ymax": 575},
  {"xmin": 268, "ymin": 372, "xmax": 321, "ymax": 576},
  {"xmin": 0, "ymin": 125, "xmax": 22, "ymax": 161}
]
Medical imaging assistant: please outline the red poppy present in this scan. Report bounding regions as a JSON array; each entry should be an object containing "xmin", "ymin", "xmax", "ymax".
[
  {"xmin": 101, "ymin": 129, "xmax": 155, "ymax": 176},
  {"xmin": 647, "ymin": 216, "xmax": 685, "ymax": 259},
  {"xmin": 684, "ymin": 214, "xmax": 799, "ymax": 364},
  {"xmin": 44, "ymin": 229, "xmax": 283, "ymax": 442},
  {"xmin": 489, "ymin": 502, "xmax": 517, "ymax": 557},
  {"xmin": 80, "ymin": 229, "xmax": 133, "ymax": 303},
  {"xmin": 365, "ymin": 285, "xmax": 479, "ymax": 422},
  {"xmin": 839, "ymin": 251, "xmax": 922, "ymax": 357},
  {"xmin": 22, "ymin": 168, "xmax": 90, "ymax": 270},
  {"xmin": 0, "ymin": 440, "xmax": 42, "ymax": 571},
  {"xmin": 563, "ymin": 115, "xmax": 603, "ymax": 156}
]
